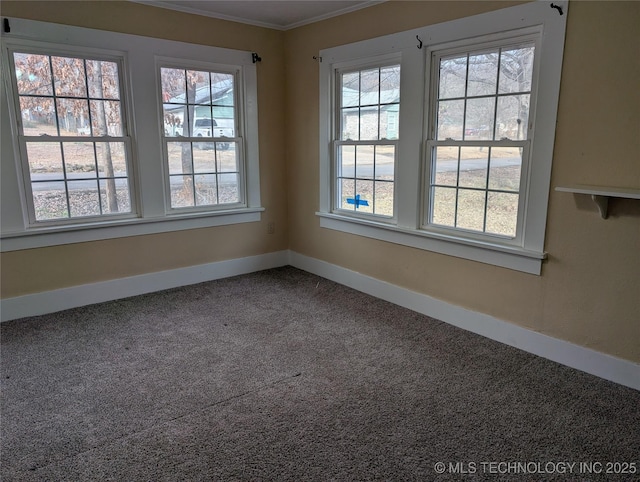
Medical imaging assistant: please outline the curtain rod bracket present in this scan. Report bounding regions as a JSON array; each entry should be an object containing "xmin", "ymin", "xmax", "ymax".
[{"xmin": 252, "ymin": 52, "xmax": 262, "ymax": 63}]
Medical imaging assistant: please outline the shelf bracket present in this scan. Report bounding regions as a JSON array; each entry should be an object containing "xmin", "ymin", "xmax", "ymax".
[
  {"xmin": 555, "ymin": 185, "xmax": 640, "ymax": 219},
  {"xmin": 591, "ymin": 195, "xmax": 609, "ymax": 219}
]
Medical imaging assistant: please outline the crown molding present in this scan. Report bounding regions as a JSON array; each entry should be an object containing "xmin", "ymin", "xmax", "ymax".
[{"xmin": 130, "ymin": 1, "xmax": 385, "ymax": 31}]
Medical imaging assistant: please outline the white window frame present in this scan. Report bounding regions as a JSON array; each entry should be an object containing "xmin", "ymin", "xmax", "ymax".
[
  {"xmin": 332, "ymin": 54, "xmax": 401, "ymax": 222},
  {"xmin": 156, "ymin": 58, "xmax": 247, "ymax": 213},
  {"xmin": 318, "ymin": 1, "xmax": 568, "ymax": 274},
  {"xmin": 423, "ymin": 30, "xmax": 541, "ymax": 245},
  {"xmin": 4, "ymin": 42, "xmax": 139, "ymax": 226},
  {"xmin": 1, "ymin": 18, "xmax": 262, "ymax": 252}
]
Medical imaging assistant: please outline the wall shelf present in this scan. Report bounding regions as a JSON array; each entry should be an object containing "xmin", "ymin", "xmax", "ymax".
[{"xmin": 555, "ymin": 184, "xmax": 640, "ymax": 219}]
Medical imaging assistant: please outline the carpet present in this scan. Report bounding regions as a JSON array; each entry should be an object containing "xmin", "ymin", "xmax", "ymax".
[{"xmin": 2, "ymin": 266, "xmax": 638, "ymax": 480}]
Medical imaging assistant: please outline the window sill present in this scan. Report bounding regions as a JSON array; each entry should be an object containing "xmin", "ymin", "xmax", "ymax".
[
  {"xmin": 317, "ymin": 212, "xmax": 546, "ymax": 275},
  {"xmin": 0, "ymin": 207, "xmax": 264, "ymax": 252}
]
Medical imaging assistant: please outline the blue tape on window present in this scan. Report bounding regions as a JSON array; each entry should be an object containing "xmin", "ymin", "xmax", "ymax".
[{"xmin": 346, "ymin": 194, "xmax": 369, "ymax": 208}]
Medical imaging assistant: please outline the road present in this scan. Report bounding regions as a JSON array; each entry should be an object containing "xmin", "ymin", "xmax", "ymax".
[
  {"xmin": 30, "ymin": 174, "xmax": 236, "ymax": 191},
  {"xmin": 346, "ymin": 156, "xmax": 521, "ymax": 178},
  {"xmin": 29, "ymin": 156, "xmax": 520, "ymax": 191}
]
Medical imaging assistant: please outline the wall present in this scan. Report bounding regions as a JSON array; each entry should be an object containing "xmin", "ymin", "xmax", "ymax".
[
  {"xmin": 1, "ymin": 1, "xmax": 638, "ymax": 364},
  {"xmin": 284, "ymin": 1, "xmax": 640, "ymax": 363},
  {"xmin": 0, "ymin": 1, "xmax": 288, "ymax": 297}
]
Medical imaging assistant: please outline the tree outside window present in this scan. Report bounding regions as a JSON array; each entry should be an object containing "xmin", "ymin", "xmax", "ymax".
[
  {"xmin": 429, "ymin": 42, "xmax": 535, "ymax": 238},
  {"xmin": 12, "ymin": 51, "xmax": 131, "ymax": 222},
  {"xmin": 160, "ymin": 66, "xmax": 240, "ymax": 210}
]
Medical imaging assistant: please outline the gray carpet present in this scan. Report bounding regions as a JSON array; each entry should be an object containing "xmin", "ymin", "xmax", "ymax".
[{"xmin": 1, "ymin": 266, "xmax": 639, "ymax": 481}]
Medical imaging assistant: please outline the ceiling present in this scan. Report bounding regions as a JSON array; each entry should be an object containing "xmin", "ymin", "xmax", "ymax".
[{"xmin": 133, "ymin": 1, "xmax": 383, "ymax": 30}]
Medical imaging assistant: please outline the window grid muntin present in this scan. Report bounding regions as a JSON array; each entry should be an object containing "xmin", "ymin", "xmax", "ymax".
[
  {"xmin": 427, "ymin": 139, "xmax": 529, "ymax": 239},
  {"xmin": 22, "ymin": 138, "xmax": 133, "ymax": 222},
  {"xmin": 335, "ymin": 140, "xmax": 397, "ymax": 217},
  {"xmin": 338, "ymin": 64, "xmax": 400, "ymax": 141},
  {"xmin": 433, "ymin": 38, "xmax": 536, "ymax": 141},
  {"xmin": 159, "ymin": 64, "xmax": 245, "ymax": 212},
  {"xmin": 428, "ymin": 141, "xmax": 526, "ymax": 239},
  {"xmin": 10, "ymin": 48, "xmax": 134, "ymax": 224},
  {"xmin": 166, "ymin": 140, "xmax": 242, "ymax": 209},
  {"xmin": 427, "ymin": 36, "xmax": 536, "ymax": 240},
  {"xmin": 161, "ymin": 67, "xmax": 236, "ymax": 139},
  {"xmin": 15, "ymin": 55, "xmax": 125, "ymax": 137},
  {"xmin": 334, "ymin": 62, "xmax": 400, "ymax": 219}
]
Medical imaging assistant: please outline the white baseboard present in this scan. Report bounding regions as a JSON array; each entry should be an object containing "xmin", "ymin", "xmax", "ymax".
[
  {"xmin": 2, "ymin": 248, "xmax": 637, "ymax": 390},
  {"xmin": 0, "ymin": 250, "xmax": 290, "ymax": 322},
  {"xmin": 288, "ymin": 251, "xmax": 640, "ymax": 391}
]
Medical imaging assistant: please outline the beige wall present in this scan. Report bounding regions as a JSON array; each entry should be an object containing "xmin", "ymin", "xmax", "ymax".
[
  {"xmin": 1, "ymin": 2, "xmax": 638, "ymax": 363},
  {"xmin": 0, "ymin": 1, "xmax": 289, "ymax": 295},
  {"xmin": 283, "ymin": 1, "xmax": 640, "ymax": 363}
]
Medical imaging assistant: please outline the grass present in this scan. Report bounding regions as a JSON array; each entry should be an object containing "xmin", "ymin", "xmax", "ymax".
[
  {"xmin": 338, "ymin": 143, "xmax": 521, "ymax": 236},
  {"xmin": 23, "ymin": 123, "xmax": 243, "ymax": 219},
  {"xmin": 25, "ymin": 122, "xmax": 521, "ymax": 233},
  {"xmin": 340, "ymin": 165, "xmax": 521, "ymax": 237}
]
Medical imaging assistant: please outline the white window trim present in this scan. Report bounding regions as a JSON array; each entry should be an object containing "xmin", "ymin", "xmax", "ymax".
[
  {"xmin": 331, "ymin": 54, "xmax": 401, "ymax": 221},
  {"xmin": 318, "ymin": 1, "xmax": 568, "ymax": 275},
  {"xmin": 5, "ymin": 41, "xmax": 140, "ymax": 227},
  {"xmin": 0, "ymin": 18, "xmax": 262, "ymax": 252},
  {"xmin": 423, "ymin": 28, "xmax": 541, "ymax": 247},
  {"xmin": 155, "ymin": 57, "xmax": 247, "ymax": 214}
]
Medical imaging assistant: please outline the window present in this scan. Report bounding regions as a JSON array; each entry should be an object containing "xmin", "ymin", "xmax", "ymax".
[
  {"xmin": 8, "ymin": 50, "xmax": 133, "ymax": 224},
  {"xmin": 318, "ymin": 2, "xmax": 568, "ymax": 274},
  {"xmin": 335, "ymin": 63, "xmax": 400, "ymax": 218},
  {"xmin": 160, "ymin": 65, "xmax": 243, "ymax": 210},
  {"xmin": 1, "ymin": 18, "xmax": 262, "ymax": 251},
  {"xmin": 427, "ymin": 37, "xmax": 536, "ymax": 241}
]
